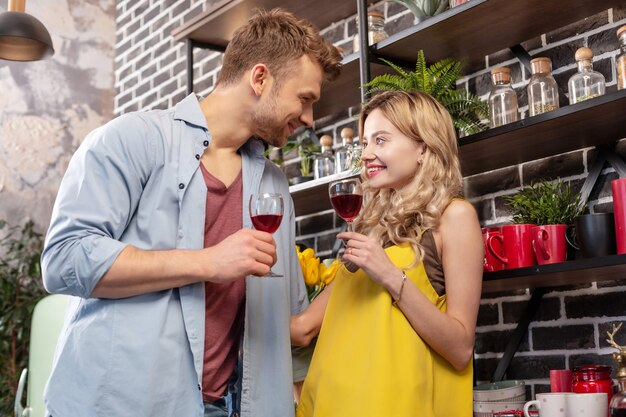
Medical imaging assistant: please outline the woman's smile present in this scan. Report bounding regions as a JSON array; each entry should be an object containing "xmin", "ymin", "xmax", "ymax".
[{"xmin": 366, "ymin": 164, "xmax": 386, "ymax": 178}]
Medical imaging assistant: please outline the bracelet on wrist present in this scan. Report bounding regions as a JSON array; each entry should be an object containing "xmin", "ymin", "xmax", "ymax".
[{"xmin": 392, "ymin": 270, "xmax": 407, "ymax": 307}]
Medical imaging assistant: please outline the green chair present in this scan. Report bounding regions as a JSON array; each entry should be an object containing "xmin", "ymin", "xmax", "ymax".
[{"xmin": 14, "ymin": 294, "xmax": 68, "ymax": 417}]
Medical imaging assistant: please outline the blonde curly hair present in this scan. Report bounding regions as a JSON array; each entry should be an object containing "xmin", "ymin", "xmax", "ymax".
[{"xmin": 354, "ymin": 90, "xmax": 463, "ymax": 267}]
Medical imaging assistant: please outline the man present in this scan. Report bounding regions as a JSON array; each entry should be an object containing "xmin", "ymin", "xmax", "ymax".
[{"xmin": 41, "ymin": 8, "xmax": 342, "ymax": 417}]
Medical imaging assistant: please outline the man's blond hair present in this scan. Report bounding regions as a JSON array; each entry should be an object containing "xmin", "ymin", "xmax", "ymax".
[{"xmin": 216, "ymin": 8, "xmax": 342, "ymax": 87}]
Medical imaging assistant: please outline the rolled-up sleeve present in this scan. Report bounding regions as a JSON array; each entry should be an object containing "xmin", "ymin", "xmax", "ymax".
[{"xmin": 42, "ymin": 114, "xmax": 155, "ymax": 298}]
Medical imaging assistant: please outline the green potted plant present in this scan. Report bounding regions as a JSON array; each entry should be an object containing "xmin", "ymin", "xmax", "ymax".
[
  {"xmin": 505, "ymin": 180, "xmax": 584, "ymax": 226},
  {"xmin": 388, "ymin": 0, "xmax": 449, "ymax": 23},
  {"xmin": 362, "ymin": 50, "xmax": 489, "ymax": 135},
  {"xmin": 0, "ymin": 220, "xmax": 46, "ymax": 415},
  {"xmin": 504, "ymin": 180, "xmax": 584, "ymax": 265},
  {"xmin": 282, "ymin": 128, "xmax": 320, "ymax": 185}
]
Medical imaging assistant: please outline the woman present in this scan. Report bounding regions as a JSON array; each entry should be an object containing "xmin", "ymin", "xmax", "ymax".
[{"xmin": 292, "ymin": 90, "xmax": 483, "ymax": 417}]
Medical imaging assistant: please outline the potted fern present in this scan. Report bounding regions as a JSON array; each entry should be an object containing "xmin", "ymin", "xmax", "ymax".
[
  {"xmin": 362, "ymin": 50, "xmax": 488, "ymax": 135},
  {"xmin": 388, "ymin": 0, "xmax": 449, "ymax": 23}
]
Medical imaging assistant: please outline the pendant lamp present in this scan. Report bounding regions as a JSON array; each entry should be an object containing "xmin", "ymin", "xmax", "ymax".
[{"xmin": 0, "ymin": 0, "xmax": 54, "ymax": 61}]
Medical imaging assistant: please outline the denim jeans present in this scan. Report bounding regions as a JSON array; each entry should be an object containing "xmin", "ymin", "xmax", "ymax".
[
  {"xmin": 204, "ymin": 390, "xmax": 233, "ymax": 417},
  {"xmin": 204, "ymin": 401, "xmax": 228, "ymax": 417}
]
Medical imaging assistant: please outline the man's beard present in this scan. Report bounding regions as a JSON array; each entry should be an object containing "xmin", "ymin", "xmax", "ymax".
[{"xmin": 251, "ymin": 92, "xmax": 288, "ymax": 148}]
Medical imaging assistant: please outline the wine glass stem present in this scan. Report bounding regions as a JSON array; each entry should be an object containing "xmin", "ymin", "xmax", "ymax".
[{"xmin": 346, "ymin": 221, "xmax": 353, "ymax": 232}]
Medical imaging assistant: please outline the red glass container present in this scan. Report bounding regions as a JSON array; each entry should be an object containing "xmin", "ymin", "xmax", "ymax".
[{"xmin": 572, "ymin": 365, "xmax": 613, "ymax": 405}]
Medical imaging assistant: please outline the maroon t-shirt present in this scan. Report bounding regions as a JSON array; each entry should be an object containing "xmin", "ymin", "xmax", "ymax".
[{"xmin": 200, "ymin": 163, "xmax": 246, "ymax": 403}]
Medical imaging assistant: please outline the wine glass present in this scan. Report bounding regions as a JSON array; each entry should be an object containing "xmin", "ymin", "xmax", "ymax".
[
  {"xmin": 329, "ymin": 178, "xmax": 363, "ymax": 232},
  {"xmin": 249, "ymin": 193, "xmax": 284, "ymax": 277}
]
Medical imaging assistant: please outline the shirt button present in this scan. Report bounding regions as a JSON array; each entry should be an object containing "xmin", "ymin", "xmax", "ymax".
[
  {"xmin": 203, "ymin": 140, "xmax": 209, "ymax": 146},
  {"xmin": 179, "ymin": 183, "xmax": 185, "ymax": 189},
  {"xmin": 195, "ymin": 154, "xmax": 200, "ymax": 160},
  {"xmin": 197, "ymin": 384, "xmax": 201, "ymax": 391}
]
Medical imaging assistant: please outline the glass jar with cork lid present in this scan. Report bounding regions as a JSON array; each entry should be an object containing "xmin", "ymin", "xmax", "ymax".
[
  {"xmin": 335, "ymin": 127, "xmax": 354, "ymax": 174},
  {"xmin": 567, "ymin": 47, "xmax": 606, "ymax": 104},
  {"xmin": 353, "ymin": 11, "xmax": 388, "ymax": 53},
  {"xmin": 527, "ymin": 57, "xmax": 560, "ymax": 117},
  {"xmin": 314, "ymin": 135, "xmax": 335, "ymax": 179},
  {"xmin": 489, "ymin": 67, "xmax": 519, "ymax": 128}
]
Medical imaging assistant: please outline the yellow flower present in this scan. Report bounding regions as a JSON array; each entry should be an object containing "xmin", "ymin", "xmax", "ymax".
[
  {"xmin": 304, "ymin": 256, "xmax": 320, "ymax": 286},
  {"xmin": 301, "ymin": 248, "xmax": 315, "ymax": 260},
  {"xmin": 321, "ymin": 259, "xmax": 341, "ymax": 285},
  {"xmin": 296, "ymin": 246, "xmax": 332, "ymax": 301},
  {"xmin": 318, "ymin": 262, "xmax": 327, "ymax": 280},
  {"xmin": 298, "ymin": 251, "xmax": 306, "ymax": 275}
]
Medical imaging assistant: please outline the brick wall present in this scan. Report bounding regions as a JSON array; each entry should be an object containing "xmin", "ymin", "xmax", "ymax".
[{"xmin": 114, "ymin": 1, "xmax": 626, "ymax": 396}]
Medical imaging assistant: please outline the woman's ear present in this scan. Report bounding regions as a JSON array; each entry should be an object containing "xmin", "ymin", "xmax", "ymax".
[{"xmin": 417, "ymin": 142, "xmax": 427, "ymax": 165}]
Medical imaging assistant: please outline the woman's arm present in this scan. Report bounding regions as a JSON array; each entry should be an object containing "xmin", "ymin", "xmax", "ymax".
[
  {"xmin": 290, "ymin": 282, "xmax": 334, "ymax": 346},
  {"xmin": 398, "ymin": 200, "xmax": 483, "ymax": 370},
  {"xmin": 340, "ymin": 200, "xmax": 483, "ymax": 370}
]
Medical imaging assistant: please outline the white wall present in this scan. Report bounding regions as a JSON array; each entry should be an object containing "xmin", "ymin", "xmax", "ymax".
[{"xmin": 0, "ymin": 0, "xmax": 116, "ymax": 229}]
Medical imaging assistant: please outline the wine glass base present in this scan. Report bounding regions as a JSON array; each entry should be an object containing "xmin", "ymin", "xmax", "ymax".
[{"xmin": 262, "ymin": 270, "xmax": 282, "ymax": 278}]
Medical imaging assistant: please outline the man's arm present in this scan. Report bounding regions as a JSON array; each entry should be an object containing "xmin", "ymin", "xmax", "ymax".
[
  {"xmin": 92, "ymin": 229, "xmax": 276, "ymax": 298},
  {"xmin": 42, "ymin": 116, "xmax": 276, "ymax": 299}
]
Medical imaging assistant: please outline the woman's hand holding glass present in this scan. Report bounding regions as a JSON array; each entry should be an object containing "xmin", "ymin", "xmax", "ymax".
[{"xmin": 338, "ymin": 230, "xmax": 398, "ymax": 287}]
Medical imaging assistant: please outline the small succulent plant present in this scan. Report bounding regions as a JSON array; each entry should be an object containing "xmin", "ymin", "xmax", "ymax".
[{"xmin": 388, "ymin": 0, "xmax": 449, "ymax": 19}]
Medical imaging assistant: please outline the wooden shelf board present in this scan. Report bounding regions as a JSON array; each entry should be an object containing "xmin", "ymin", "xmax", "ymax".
[
  {"xmin": 172, "ymin": 0, "xmax": 356, "ymax": 46},
  {"xmin": 482, "ymin": 254, "xmax": 626, "ymax": 293},
  {"xmin": 290, "ymin": 171, "xmax": 359, "ymax": 217},
  {"xmin": 459, "ymin": 89, "xmax": 626, "ymax": 176},
  {"xmin": 376, "ymin": 0, "xmax": 623, "ymax": 74}
]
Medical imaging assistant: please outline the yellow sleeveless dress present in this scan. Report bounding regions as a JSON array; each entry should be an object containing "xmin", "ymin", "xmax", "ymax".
[{"xmin": 296, "ymin": 244, "xmax": 473, "ymax": 417}]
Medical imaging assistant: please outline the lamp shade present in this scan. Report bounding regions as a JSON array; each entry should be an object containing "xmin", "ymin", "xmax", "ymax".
[{"xmin": 0, "ymin": 10, "xmax": 54, "ymax": 61}]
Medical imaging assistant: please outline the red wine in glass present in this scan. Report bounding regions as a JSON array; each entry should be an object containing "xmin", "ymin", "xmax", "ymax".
[
  {"xmin": 251, "ymin": 214, "xmax": 283, "ymax": 233},
  {"xmin": 329, "ymin": 178, "xmax": 363, "ymax": 231},
  {"xmin": 330, "ymin": 194, "xmax": 362, "ymax": 223},
  {"xmin": 249, "ymin": 193, "xmax": 284, "ymax": 277}
]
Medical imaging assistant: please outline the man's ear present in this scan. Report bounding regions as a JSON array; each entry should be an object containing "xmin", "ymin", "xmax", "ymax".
[{"xmin": 250, "ymin": 64, "xmax": 269, "ymax": 96}]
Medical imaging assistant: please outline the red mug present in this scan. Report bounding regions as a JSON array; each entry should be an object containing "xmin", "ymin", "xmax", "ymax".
[
  {"xmin": 482, "ymin": 227, "xmax": 505, "ymax": 272},
  {"xmin": 487, "ymin": 224, "xmax": 537, "ymax": 269},
  {"xmin": 611, "ymin": 178, "xmax": 626, "ymax": 254},
  {"xmin": 532, "ymin": 224, "xmax": 567, "ymax": 265},
  {"xmin": 550, "ymin": 369, "xmax": 572, "ymax": 392}
]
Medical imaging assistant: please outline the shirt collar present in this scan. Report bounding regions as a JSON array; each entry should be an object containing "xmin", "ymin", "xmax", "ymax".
[
  {"xmin": 173, "ymin": 93, "xmax": 266, "ymax": 158},
  {"xmin": 173, "ymin": 94, "xmax": 208, "ymax": 129}
]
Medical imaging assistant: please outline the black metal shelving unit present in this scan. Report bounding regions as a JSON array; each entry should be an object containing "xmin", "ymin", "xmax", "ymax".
[
  {"xmin": 172, "ymin": 0, "xmax": 623, "ymax": 119},
  {"xmin": 171, "ymin": 0, "xmax": 626, "ymax": 382}
]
